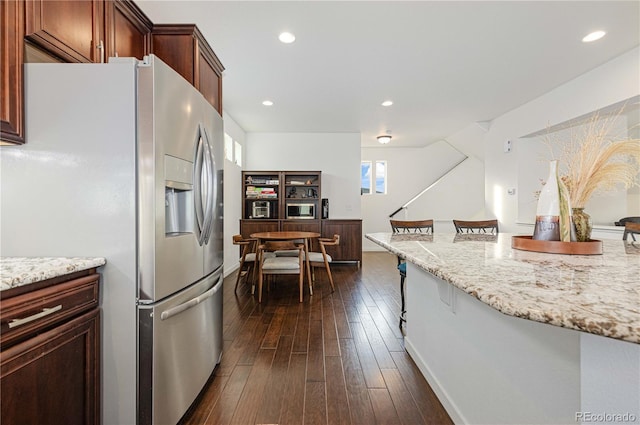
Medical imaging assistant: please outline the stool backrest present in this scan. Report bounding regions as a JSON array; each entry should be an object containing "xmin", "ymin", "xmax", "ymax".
[
  {"xmin": 390, "ymin": 219, "xmax": 434, "ymax": 234},
  {"xmin": 453, "ymin": 219, "xmax": 499, "ymax": 234}
]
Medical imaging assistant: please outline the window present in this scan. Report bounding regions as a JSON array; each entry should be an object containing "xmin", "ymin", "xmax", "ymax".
[
  {"xmin": 361, "ymin": 160, "xmax": 387, "ymax": 195},
  {"xmin": 375, "ymin": 160, "xmax": 387, "ymax": 194},
  {"xmin": 234, "ymin": 141, "xmax": 242, "ymax": 167},
  {"xmin": 361, "ymin": 161, "xmax": 371, "ymax": 194},
  {"xmin": 224, "ymin": 133, "xmax": 233, "ymax": 162},
  {"xmin": 224, "ymin": 133, "xmax": 243, "ymax": 166}
]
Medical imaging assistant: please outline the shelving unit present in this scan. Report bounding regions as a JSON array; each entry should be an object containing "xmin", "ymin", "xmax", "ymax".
[
  {"xmin": 241, "ymin": 170, "xmax": 362, "ymax": 264},
  {"xmin": 243, "ymin": 171, "xmax": 281, "ymax": 220},
  {"xmin": 241, "ymin": 171, "xmax": 322, "ymax": 246},
  {"xmin": 242, "ymin": 171, "xmax": 321, "ymax": 221}
]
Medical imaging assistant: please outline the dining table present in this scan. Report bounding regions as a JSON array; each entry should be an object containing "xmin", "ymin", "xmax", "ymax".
[{"xmin": 249, "ymin": 231, "xmax": 321, "ymax": 293}]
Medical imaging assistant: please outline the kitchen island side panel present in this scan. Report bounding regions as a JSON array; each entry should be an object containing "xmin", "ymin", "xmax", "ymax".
[{"xmin": 405, "ymin": 262, "xmax": 581, "ymax": 425}]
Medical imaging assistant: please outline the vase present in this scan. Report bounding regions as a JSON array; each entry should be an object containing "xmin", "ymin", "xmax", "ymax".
[
  {"xmin": 533, "ymin": 160, "xmax": 574, "ymax": 241},
  {"xmin": 572, "ymin": 208, "xmax": 592, "ymax": 242}
]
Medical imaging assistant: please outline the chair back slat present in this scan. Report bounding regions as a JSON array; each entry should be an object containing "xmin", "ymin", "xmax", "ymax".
[
  {"xmin": 390, "ymin": 219, "xmax": 434, "ymax": 234},
  {"xmin": 262, "ymin": 240, "xmax": 302, "ymax": 252},
  {"xmin": 453, "ymin": 219, "xmax": 499, "ymax": 234}
]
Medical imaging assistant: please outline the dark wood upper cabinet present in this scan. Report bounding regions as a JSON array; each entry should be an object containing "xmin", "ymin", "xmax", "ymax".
[
  {"xmin": 25, "ymin": 0, "xmax": 104, "ymax": 63},
  {"xmin": 152, "ymin": 24, "xmax": 224, "ymax": 114},
  {"xmin": 105, "ymin": 0, "xmax": 151, "ymax": 60},
  {"xmin": 1, "ymin": 0, "xmax": 25, "ymax": 144},
  {"xmin": 1, "ymin": 1, "xmax": 222, "ymax": 144}
]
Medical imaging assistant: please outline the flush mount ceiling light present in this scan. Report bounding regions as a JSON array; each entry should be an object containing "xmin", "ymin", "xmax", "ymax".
[
  {"xmin": 262, "ymin": 100, "xmax": 274, "ymax": 106},
  {"xmin": 377, "ymin": 135, "xmax": 392, "ymax": 144},
  {"xmin": 582, "ymin": 30, "xmax": 606, "ymax": 43},
  {"xmin": 381, "ymin": 100, "xmax": 393, "ymax": 107},
  {"xmin": 278, "ymin": 32, "xmax": 296, "ymax": 44}
]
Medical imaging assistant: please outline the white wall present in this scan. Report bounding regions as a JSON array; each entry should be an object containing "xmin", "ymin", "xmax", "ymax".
[
  {"xmin": 222, "ymin": 113, "xmax": 244, "ymax": 277},
  {"xmin": 516, "ymin": 113, "xmax": 635, "ymax": 225},
  {"xmin": 481, "ymin": 47, "xmax": 640, "ymax": 236},
  {"xmin": 361, "ymin": 140, "xmax": 485, "ymax": 250},
  {"xmin": 245, "ymin": 132, "xmax": 361, "ymax": 219}
]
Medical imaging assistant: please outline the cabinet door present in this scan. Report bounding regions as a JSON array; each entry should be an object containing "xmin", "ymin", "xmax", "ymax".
[
  {"xmin": 25, "ymin": 0, "xmax": 104, "ymax": 63},
  {"xmin": 152, "ymin": 24, "xmax": 224, "ymax": 113},
  {"xmin": 152, "ymin": 29, "xmax": 196, "ymax": 84},
  {"xmin": 321, "ymin": 220, "xmax": 362, "ymax": 264},
  {"xmin": 105, "ymin": 0, "xmax": 151, "ymax": 60},
  {"xmin": 1, "ymin": 309, "xmax": 100, "ymax": 425},
  {"xmin": 240, "ymin": 220, "xmax": 280, "ymax": 239},
  {"xmin": 198, "ymin": 50, "xmax": 222, "ymax": 113},
  {"xmin": 1, "ymin": 0, "xmax": 25, "ymax": 144},
  {"xmin": 282, "ymin": 220, "xmax": 321, "ymax": 234}
]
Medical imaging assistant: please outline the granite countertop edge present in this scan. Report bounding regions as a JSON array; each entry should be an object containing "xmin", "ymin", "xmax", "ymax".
[{"xmin": 0, "ymin": 257, "xmax": 107, "ymax": 291}]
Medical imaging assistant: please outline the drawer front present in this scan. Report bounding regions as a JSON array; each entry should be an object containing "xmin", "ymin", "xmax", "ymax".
[
  {"xmin": 1, "ymin": 308, "xmax": 100, "ymax": 425},
  {"xmin": 0, "ymin": 274, "xmax": 99, "ymax": 348}
]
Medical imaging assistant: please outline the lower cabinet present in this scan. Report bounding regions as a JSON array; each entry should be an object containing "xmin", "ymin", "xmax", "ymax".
[
  {"xmin": 1, "ymin": 271, "xmax": 100, "ymax": 425},
  {"xmin": 321, "ymin": 219, "xmax": 362, "ymax": 265},
  {"xmin": 1, "ymin": 310, "xmax": 100, "ymax": 425},
  {"xmin": 240, "ymin": 219, "xmax": 280, "ymax": 239},
  {"xmin": 240, "ymin": 219, "xmax": 362, "ymax": 264}
]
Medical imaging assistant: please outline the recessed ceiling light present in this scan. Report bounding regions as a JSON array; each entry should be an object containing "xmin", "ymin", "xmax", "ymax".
[
  {"xmin": 278, "ymin": 32, "xmax": 296, "ymax": 44},
  {"xmin": 381, "ymin": 100, "xmax": 393, "ymax": 107},
  {"xmin": 582, "ymin": 30, "xmax": 606, "ymax": 43},
  {"xmin": 262, "ymin": 100, "xmax": 274, "ymax": 106}
]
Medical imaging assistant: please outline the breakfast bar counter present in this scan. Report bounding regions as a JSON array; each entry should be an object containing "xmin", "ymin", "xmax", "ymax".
[{"xmin": 366, "ymin": 232, "xmax": 639, "ymax": 425}]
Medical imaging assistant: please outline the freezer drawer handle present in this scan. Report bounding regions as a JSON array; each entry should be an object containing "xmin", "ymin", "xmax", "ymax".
[
  {"xmin": 160, "ymin": 277, "xmax": 222, "ymax": 321},
  {"xmin": 8, "ymin": 305, "xmax": 63, "ymax": 329}
]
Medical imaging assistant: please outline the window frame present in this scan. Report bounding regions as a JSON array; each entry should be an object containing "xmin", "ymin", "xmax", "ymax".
[{"xmin": 361, "ymin": 160, "xmax": 387, "ymax": 195}]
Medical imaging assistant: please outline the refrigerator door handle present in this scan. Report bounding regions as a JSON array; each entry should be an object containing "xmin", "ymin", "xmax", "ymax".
[
  {"xmin": 196, "ymin": 275, "xmax": 223, "ymax": 302},
  {"xmin": 159, "ymin": 275, "xmax": 221, "ymax": 321},
  {"xmin": 205, "ymin": 136, "xmax": 219, "ymax": 244},
  {"xmin": 193, "ymin": 130, "xmax": 206, "ymax": 245},
  {"xmin": 200, "ymin": 128, "xmax": 215, "ymax": 244}
]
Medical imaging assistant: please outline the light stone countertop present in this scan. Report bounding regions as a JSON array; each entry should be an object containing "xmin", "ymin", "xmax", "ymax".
[
  {"xmin": 366, "ymin": 232, "xmax": 640, "ymax": 344},
  {"xmin": 0, "ymin": 257, "xmax": 106, "ymax": 292}
]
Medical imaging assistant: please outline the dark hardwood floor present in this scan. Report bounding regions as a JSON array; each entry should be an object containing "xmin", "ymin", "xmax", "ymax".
[{"xmin": 180, "ymin": 252, "xmax": 453, "ymax": 425}]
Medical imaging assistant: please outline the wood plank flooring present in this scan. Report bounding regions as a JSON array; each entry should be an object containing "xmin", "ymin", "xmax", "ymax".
[{"xmin": 179, "ymin": 252, "xmax": 453, "ymax": 425}]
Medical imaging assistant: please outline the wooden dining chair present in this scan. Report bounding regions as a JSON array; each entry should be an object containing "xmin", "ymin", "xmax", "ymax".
[
  {"xmin": 623, "ymin": 221, "xmax": 640, "ymax": 242},
  {"xmin": 453, "ymin": 219, "xmax": 499, "ymax": 234},
  {"xmin": 390, "ymin": 219, "xmax": 434, "ymax": 328},
  {"xmin": 232, "ymin": 234, "xmax": 258, "ymax": 294},
  {"xmin": 257, "ymin": 241, "xmax": 305, "ymax": 303},
  {"xmin": 308, "ymin": 234, "xmax": 340, "ymax": 292}
]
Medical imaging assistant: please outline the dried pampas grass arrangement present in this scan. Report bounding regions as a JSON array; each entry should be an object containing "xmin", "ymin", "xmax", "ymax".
[{"xmin": 545, "ymin": 111, "xmax": 640, "ymax": 208}]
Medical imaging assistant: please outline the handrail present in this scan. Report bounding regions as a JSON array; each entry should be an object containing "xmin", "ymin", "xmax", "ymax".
[{"xmin": 389, "ymin": 154, "xmax": 468, "ymax": 218}]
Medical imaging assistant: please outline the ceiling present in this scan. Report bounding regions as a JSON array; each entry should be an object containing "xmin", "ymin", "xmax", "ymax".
[{"xmin": 137, "ymin": 1, "xmax": 640, "ymax": 148}]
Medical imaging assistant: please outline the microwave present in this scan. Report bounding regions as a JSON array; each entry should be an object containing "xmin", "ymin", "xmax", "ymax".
[{"xmin": 286, "ymin": 203, "xmax": 315, "ymax": 219}]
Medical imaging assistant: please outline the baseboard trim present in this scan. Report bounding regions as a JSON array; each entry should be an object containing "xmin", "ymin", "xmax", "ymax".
[{"xmin": 404, "ymin": 337, "xmax": 467, "ymax": 425}]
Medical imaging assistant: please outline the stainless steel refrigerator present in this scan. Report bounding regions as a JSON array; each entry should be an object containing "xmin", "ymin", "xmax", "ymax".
[{"xmin": 0, "ymin": 55, "xmax": 224, "ymax": 425}]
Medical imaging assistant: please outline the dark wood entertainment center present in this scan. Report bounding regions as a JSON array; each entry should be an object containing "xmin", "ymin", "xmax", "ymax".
[{"xmin": 240, "ymin": 170, "xmax": 362, "ymax": 265}]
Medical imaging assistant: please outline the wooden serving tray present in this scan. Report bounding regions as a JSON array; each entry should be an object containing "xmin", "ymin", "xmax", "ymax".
[{"xmin": 512, "ymin": 235, "xmax": 603, "ymax": 255}]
